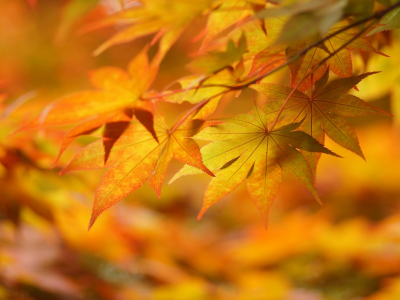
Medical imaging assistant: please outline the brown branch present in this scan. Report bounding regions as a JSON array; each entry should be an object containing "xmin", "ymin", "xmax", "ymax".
[
  {"xmin": 268, "ymin": 19, "xmax": 377, "ymax": 132},
  {"xmin": 143, "ymin": 1, "xmax": 400, "ymax": 102}
]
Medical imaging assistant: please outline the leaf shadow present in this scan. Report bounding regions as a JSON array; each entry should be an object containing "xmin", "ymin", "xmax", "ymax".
[{"xmin": 102, "ymin": 122, "xmax": 131, "ymax": 165}]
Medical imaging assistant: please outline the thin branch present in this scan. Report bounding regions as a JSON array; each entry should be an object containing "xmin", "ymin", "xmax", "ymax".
[
  {"xmin": 268, "ymin": 75, "xmax": 310, "ymax": 132},
  {"xmin": 268, "ymin": 19, "xmax": 377, "ymax": 132},
  {"xmin": 142, "ymin": 1, "xmax": 400, "ymax": 102}
]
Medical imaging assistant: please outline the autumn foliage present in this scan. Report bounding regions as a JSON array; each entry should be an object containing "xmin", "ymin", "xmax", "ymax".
[{"xmin": 2, "ymin": 0, "xmax": 400, "ymax": 299}]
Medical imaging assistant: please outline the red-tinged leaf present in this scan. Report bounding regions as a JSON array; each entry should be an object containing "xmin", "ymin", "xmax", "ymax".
[
  {"xmin": 173, "ymin": 104, "xmax": 337, "ymax": 226},
  {"xmin": 63, "ymin": 105, "xmax": 215, "ymax": 230},
  {"xmin": 89, "ymin": 140, "xmax": 163, "ymax": 229},
  {"xmin": 17, "ymin": 48, "xmax": 158, "ymax": 139},
  {"xmin": 322, "ymin": 20, "xmax": 388, "ymax": 78},
  {"xmin": 286, "ymin": 45, "xmax": 328, "ymax": 91},
  {"xmin": 325, "ymin": 40, "xmax": 353, "ymax": 78},
  {"xmin": 248, "ymin": 51, "xmax": 286, "ymax": 80},
  {"xmin": 251, "ymin": 70, "xmax": 391, "ymax": 173}
]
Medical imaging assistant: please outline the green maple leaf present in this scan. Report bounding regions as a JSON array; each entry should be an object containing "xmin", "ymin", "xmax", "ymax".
[
  {"xmin": 171, "ymin": 104, "xmax": 339, "ymax": 227},
  {"xmin": 367, "ymin": 3, "xmax": 400, "ymax": 36},
  {"xmin": 251, "ymin": 69, "xmax": 392, "ymax": 174}
]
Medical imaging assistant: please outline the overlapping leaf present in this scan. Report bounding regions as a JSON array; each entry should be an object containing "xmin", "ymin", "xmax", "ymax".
[
  {"xmin": 323, "ymin": 21, "xmax": 388, "ymax": 78},
  {"xmin": 171, "ymin": 104, "xmax": 339, "ymax": 227},
  {"xmin": 61, "ymin": 105, "xmax": 216, "ymax": 229},
  {"xmin": 367, "ymin": 0, "xmax": 400, "ymax": 36},
  {"xmin": 18, "ymin": 48, "xmax": 159, "ymax": 164},
  {"xmin": 82, "ymin": 0, "xmax": 215, "ymax": 59},
  {"xmin": 248, "ymin": 19, "xmax": 387, "ymax": 92},
  {"xmin": 200, "ymin": 0, "xmax": 251, "ymax": 51},
  {"xmin": 251, "ymin": 69, "xmax": 392, "ymax": 174}
]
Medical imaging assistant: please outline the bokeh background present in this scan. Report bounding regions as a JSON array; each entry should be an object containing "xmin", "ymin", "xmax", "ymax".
[{"xmin": 1, "ymin": 1, "xmax": 400, "ymax": 299}]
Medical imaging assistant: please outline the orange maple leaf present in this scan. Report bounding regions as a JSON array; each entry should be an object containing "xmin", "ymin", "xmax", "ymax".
[
  {"xmin": 60, "ymin": 104, "xmax": 216, "ymax": 230},
  {"xmin": 17, "ymin": 47, "xmax": 160, "ymax": 165}
]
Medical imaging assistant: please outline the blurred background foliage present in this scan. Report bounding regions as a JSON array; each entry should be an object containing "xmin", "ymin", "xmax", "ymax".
[{"xmin": 1, "ymin": 0, "xmax": 400, "ymax": 299}]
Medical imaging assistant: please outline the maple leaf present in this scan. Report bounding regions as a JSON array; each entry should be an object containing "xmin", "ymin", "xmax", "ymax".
[
  {"xmin": 17, "ymin": 48, "xmax": 160, "ymax": 164},
  {"xmin": 81, "ymin": 0, "xmax": 214, "ymax": 59},
  {"xmin": 248, "ymin": 19, "xmax": 387, "ymax": 92},
  {"xmin": 199, "ymin": 0, "xmax": 251, "ymax": 51},
  {"xmin": 229, "ymin": 17, "xmax": 284, "ymax": 59},
  {"xmin": 369, "ymin": 9, "xmax": 400, "ymax": 36},
  {"xmin": 171, "ymin": 104, "xmax": 339, "ymax": 227},
  {"xmin": 323, "ymin": 20, "xmax": 388, "ymax": 79},
  {"xmin": 251, "ymin": 69, "xmax": 392, "ymax": 174},
  {"xmin": 61, "ymin": 105, "xmax": 216, "ymax": 230}
]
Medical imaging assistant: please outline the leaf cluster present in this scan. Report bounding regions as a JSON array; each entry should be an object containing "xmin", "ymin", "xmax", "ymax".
[{"xmin": 15, "ymin": 0, "xmax": 399, "ymax": 229}]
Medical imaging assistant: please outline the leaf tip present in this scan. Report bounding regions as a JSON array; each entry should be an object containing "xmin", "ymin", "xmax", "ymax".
[
  {"xmin": 197, "ymin": 208, "xmax": 207, "ymax": 221},
  {"xmin": 314, "ymin": 193, "xmax": 323, "ymax": 207},
  {"xmin": 168, "ymin": 176, "xmax": 177, "ymax": 185},
  {"xmin": 203, "ymin": 166, "xmax": 215, "ymax": 177},
  {"xmin": 93, "ymin": 43, "xmax": 108, "ymax": 57},
  {"xmin": 87, "ymin": 212, "xmax": 99, "ymax": 231},
  {"xmin": 378, "ymin": 51, "xmax": 390, "ymax": 58},
  {"xmin": 358, "ymin": 150, "xmax": 366, "ymax": 161}
]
